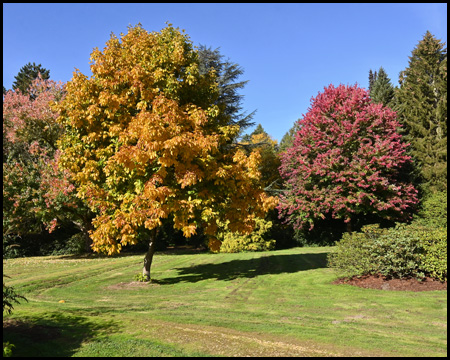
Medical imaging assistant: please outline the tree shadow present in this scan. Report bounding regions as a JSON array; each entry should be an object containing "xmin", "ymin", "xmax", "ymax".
[
  {"xmin": 154, "ymin": 252, "xmax": 329, "ymax": 285},
  {"xmin": 2, "ymin": 311, "xmax": 119, "ymax": 357}
]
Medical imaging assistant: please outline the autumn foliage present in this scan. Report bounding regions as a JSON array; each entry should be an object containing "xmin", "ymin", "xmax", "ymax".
[
  {"xmin": 277, "ymin": 84, "xmax": 419, "ymax": 232},
  {"xmin": 3, "ymin": 76, "xmax": 81, "ymax": 236},
  {"xmin": 55, "ymin": 24, "xmax": 277, "ymax": 255}
]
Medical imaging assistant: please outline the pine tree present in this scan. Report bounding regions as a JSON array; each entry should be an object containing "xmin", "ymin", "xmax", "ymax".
[
  {"xmin": 368, "ymin": 69, "xmax": 377, "ymax": 93},
  {"xmin": 12, "ymin": 62, "xmax": 50, "ymax": 97},
  {"xmin": 197, "ymin": 45, "xmax": 255, "ymax": 138},
  {"xmin": 279, "ymin": 120, "xmax": 300, "ymax": 153},
  {"xmin": 370, "ymin": 67, "xmax": 395, "ymax": 107},
  {"xmin": 395, "ymin": 31, "xmax": 447, "ymax": 194}
]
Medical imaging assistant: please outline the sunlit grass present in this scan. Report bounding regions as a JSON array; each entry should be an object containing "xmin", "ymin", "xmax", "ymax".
[{"xmin": 3, "ymin": 247, "xmax": 447, "ymax": 357}]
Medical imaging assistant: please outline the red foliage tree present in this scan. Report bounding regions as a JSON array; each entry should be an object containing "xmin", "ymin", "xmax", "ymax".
[
  {"xmin": 3, "ymin": 76, "xmax": 93, "ymax": 248},
  {"xmin": 277, "ymin": 84, "xmax": 418, "ymax": 233}
]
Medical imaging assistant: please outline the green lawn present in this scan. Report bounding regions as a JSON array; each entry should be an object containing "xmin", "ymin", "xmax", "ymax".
[{"xmin": 3, "ymin": 247, "xmax": 447, "ymax": 357}]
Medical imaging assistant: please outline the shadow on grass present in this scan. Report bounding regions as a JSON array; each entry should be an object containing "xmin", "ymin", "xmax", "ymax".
[
  {"xmin": 57, "ymin": 246, "xmax": 208, "ymax": 260},
  {"xmin": 154, "ymin": 252, "xmax": 329, "ymax": 285},
  {"xmin": 3, "ymin": 312, "xmax": 119, "ymax": 357}
]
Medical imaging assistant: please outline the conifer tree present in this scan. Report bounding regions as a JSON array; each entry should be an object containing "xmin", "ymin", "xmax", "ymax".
[
  {"xmin": 370, "ymin": 67, "xmax": 395, "ymax": 107},
  {"xmin": 197, "ymin": 45, "xmax": 255, "ymax": 138},
  {"xmin": 279, "ymin": 121, "xmax": 300, "ymax": 154},
  {"xmin": 368, "ymin": 69, "xmax": 377, "ymax": 93},
  {"xmin": 395, "ymin": 31, "xmax": 447, "ymax": 193},
  {"xmin": 12, "ymin": 62, "xmax": 50, "ymax": 97}
]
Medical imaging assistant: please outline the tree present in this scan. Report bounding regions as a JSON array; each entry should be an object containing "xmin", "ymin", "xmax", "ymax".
[
  {"xmin": 241, "ymin": 124, "xmax": 281, "ymax": 191},
  {"xmin": 277, "ymin": 84, "xmax": 419, "ymax": 234},
  {"xmin": 395, "ymin": 31, "xmax": 447, "ymax": 194},
  {"xmin": 3, "ymin": 75, "xmax": 93, "ymax": 251},
  {"xmin": 370, "ymin": 66, "xmax": 395, "ymax": 107},
  {"xmin": 12, "ymin": 62, "xmax": 50, "ymax": 97},
  {"xmin": 368, "ymin": 69, "xmax": 377, "ymax": 93},
  {"xmin": 279, "ymin": 120, "xmax": 301, "ymax": 154},
  {"xmin": 197, "ymin": 45, "xmax": 255, "ymax": 137},
  {"xmin": 55, "ymin": 24, "xmax": 277, "ymax": 280}
]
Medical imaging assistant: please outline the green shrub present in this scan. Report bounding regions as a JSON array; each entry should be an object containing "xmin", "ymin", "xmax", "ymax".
[
  {"xmin": 218, "ymin": 218, "xmax": 276, "ymax": 253},
  {"xmin": 370, "ymin": 224, "xmax": 424, "ymax": 279},
  {"xmin": 3, "ymin": 342, "xmax": 15, "ymax": 357},
  {"xmin": 134, "ymin": 273, "xmax": 149, "ymax": 282},
  {"xmin": 328, "ymin": 223, "xmax": 447, "ymax": 281},
  {"xmin": 415, "ymin": 190, "xmax": 447, "ymax": 228},
  {"xmin": 327, "ymin": 224, "xmax": 385, "ymax": 278},
  {"xmin": 417, "ymin": 226, "xmax": 447, "ymax": 281},
  {"xmin": 49, "ymin": 232, "xmax": 87, "ymax": 256}
]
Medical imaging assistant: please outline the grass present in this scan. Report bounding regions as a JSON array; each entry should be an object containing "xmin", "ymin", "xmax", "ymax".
[{"xmin": 3, "ymin": 247, "xmax": 447, "ymax": 357}]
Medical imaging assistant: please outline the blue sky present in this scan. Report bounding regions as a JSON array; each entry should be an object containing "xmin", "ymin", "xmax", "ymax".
[{"xmin": 3, "ymin": 3, "xmax": 447, "ymax": 142}]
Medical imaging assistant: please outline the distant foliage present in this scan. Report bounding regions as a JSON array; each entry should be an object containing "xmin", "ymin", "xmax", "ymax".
[
  {"xmin": 218, "ymin": 217, "xmax": 276, "ymax": 253},
  {"xmin": 369, "ymin": 66, "xmax": 395, "ymax": 107},
  {"xmin": 414, "ymin": 190, "xmax": 447, "ymax": 228},
  {"xmin": 278, "ymin": 84, "xmax": 418, "ymax": 233},
  {"xmin": 3, "ymin": 76, "xmax": 87, "ymax": 238},
  {"xmin": 241, "ymin": 124, "xmax": 282, "ymax": 191},
  {"xmin": 12, "ymin": 62, "xmax": 50, "ymax": 97}
]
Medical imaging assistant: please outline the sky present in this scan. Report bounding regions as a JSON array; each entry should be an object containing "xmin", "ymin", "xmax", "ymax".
[{"xmin": 3, "ymin": 3, "xmax": 447, "ymax": 142}]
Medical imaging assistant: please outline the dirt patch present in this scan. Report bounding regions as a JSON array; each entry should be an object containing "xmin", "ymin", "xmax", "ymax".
[
  {"xmin": 333, "ymin": 274, "xmax": 447, "ymax": 291},
  {"xmin": 106, "ymin": 281, "xmax": 160, "ymax": 290},
  {"xmin": 3, "ymin": 319, "xmax": 62, "ymax": 341}
]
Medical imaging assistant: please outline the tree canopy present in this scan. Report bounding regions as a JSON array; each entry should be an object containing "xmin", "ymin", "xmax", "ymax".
[
  {"xmin": 395, "ymin": 31, "xmax": 447, "ymax": 194},
  {"xmin": 54, "ymin": 24, "xmax": 277, "ymax": 278},
  {"xmin": 12, "ymin": 62, "xmax": 50, "ymax": 98},
  {"xmin": 277, "ymin": 84, "xmax": 418, "ymax": 233}
]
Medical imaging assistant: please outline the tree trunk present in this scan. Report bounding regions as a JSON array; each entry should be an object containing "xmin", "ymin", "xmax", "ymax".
[
  {"xmin": 143, "ymin": 228, "xmax": 159, "ymax": 281},
  {"xmin": 71, "ymin": 216, "xmax": 94, "ymax": 253},
  {"xmin": 346, "ymin": 220, "xmax": 352, "ymax": 234}
]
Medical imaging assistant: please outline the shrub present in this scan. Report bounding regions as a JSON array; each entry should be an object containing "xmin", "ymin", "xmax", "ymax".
[
  {"xmin": 328, "ymin": 223, "xmax": 447, "ymax": 281},
  {"xmin": 327, "ymin": 224, "xmax": 385, "ymax": 278},
  {"xmin": 417, "ymin": 226, "xmax": 447, "ymax": 281},
  {"xmin": 370, "ymin": 224, "xmax": 424, "ymax": 279},
  {"xmin": 218, "ymin": 217, "xmax": 276, "ymax": 253},
  {"xmin": 415, "ymin": 190, "xmax": 447, "ymax": 228},
  {"xmin": 3, "ymin": 342, "xmax": 15, "ymax": 357}
]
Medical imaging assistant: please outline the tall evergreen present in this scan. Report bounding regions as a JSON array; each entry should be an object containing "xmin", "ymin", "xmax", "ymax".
[
  {"xmin": 12, "ymin": 62, "xmax": 50, "ymax": 97},
  {"xmin": 279, "ymin": 120, "xmax": 301, "ymax": 153},
  {"xmin": 368, "ymin": 69, "xmax": 377, "ymax": 93},
  {"xmin": 370, "ymin": 66, "xmax": 395, "ymax": 107},
  {"xmin": 395, "ymin": 31, "xmax": 447, "ymax": 194},
  {"xmin": 197, "ymin": 45, "xmax": 255, "ymax": 138}
]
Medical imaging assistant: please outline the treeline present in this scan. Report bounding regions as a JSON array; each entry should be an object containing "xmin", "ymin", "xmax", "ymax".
[{"xmin": 3, "ymin": 26, "xmax": 447, "ymax": 259}]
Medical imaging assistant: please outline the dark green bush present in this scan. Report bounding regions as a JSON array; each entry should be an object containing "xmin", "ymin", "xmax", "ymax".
[
  {"xmin": 415, "ymin": 190, "xmax": 447, "ymax": 228},
  {"xmin": 370, "ymin": 224, "xmax": 424, "ymax": 279}
]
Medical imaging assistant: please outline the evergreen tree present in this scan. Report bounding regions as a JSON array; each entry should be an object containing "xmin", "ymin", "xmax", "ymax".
[
  {"xmin": 12, "ymin": 62, "xmax": 50, "ymax": 97},
  {"xmin": 279, "ymin": 120, "xmax": 300, "ymax": 153},
  {"xmin": 197, "ymin": 45, "xmax": 255, "ymax": 138},
  {"xmin": 368, "ymin": 69, "xmax": 377, "ymax": 93},
  {"xmin": 395, "ymin": 31, "xmax": 447, "ymax": 194},
  {"xmin": 370, "ymin": 66, "xmax": 395, "ymax": 107}
]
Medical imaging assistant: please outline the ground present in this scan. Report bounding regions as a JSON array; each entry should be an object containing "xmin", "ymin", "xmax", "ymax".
[{"xmin": 333, "ymin": 274, "xmax": 447, "ymax": 291}]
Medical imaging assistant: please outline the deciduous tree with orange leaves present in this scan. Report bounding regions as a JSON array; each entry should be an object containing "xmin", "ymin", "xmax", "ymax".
[{"xmin": 55, "ymin": 24, "xmax": 277, "ymax": 280}]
